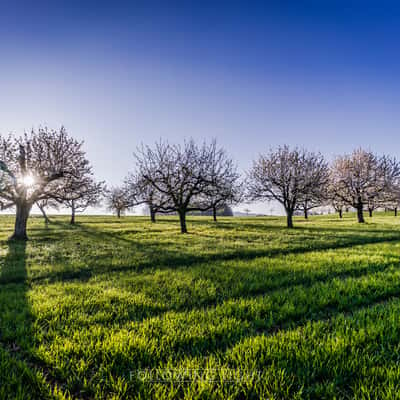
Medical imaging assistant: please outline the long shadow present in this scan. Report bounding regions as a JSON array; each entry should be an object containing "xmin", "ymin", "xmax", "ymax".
[
  {"xmin": 131, "ymin": 294, "xmax": 400, "ymax": 397},
  {"xmin": 69, "ymin": 254, "xmax": 400, "ymax": 330},
  {"xmin": 0, "ymin": 241, "xmax": 45, "ymax": 397},
  {"xmin": 25, "ymin": 220, "xmax": 400, "ymax": 287},
  {"xmin": 34, "ymin": 225, "xmax": 400, "ymax": 330},
  {"xmin": 109, "ymin": 272, "xmax": 400, "ymax": 380},
  {"xmin": 190, "ymin": 218, "xmax": 400, "ymax": 235},
  {"xmin": 0, "ymin": 240, "xmax": 73, "ymax": 398},
  {"xmin": 70, "ymin": 218, "xmax": 400, "ymax": 249},
  {"xmin": 31, "ymin": 259, "xmax": 400, "ymax": 398},
  {"xmin": 218, "ymin": 297, "xmax": 400, "ymax": 399},
  {"xmin": 0, "ymin": 241, "xmax": 29, "ymax": 341},
  {"xmin": 7, "ymin": 219, "xmax": 400, "ymax": 398},
  {"xmin": 54, "ymin": 217, "xmax": 400, "ymax": 239},
  {"xmin": 47, "ymin": 222, "xmax": 400, "ymax": 379},
  {"xmin": 0, "ymin": 241, "xmax": 28, "ymax": 284}
]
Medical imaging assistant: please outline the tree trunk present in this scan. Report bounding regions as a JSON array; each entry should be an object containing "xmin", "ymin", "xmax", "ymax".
[
  {"xmin": 150, "ymin": 208, "xmax": 156, "ymax": 223},
  {"xmin": 117, "ymin": 209, "xmax": 121, "ymax": 218},
  {"xmin": 357, "ymin": 203, "xmax": 365, "ymax": 223},
  {"xmin": 10, "ymin": 202, "xmax": 31, "ymax": 240},
  {"xmin": 38, "ymin": 205, "xmax": 50, "ymax": 225},
  {"xmin": 395, "ymin": 207, "xmax": 398, "ymax": 217},
  {"xmin": 178, "ymin": 210, "xmax": 188, "ymax": 233},
  {"xmin": 368, "ymin": 208, "xmax": 373, "ymax": 217},
  {"xmin": 213, "ymin": 206, "xmax": 217, "ymax": 222},
  {"xmin": 304, "ymin": 208, "xmax": 308, "ymax": 219},
  {"xmin": 338, "ymin": 209, "xmax": 343, "ymax": 219},
  {"xmin": 70, "ymin": 205, "xmax": 75, "ymax": 225},
  {"xmin": 286, "ymin": 210, "xmax": 294, "ymax": 228}
]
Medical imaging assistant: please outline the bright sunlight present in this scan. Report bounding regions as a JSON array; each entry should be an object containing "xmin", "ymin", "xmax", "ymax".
[{"xmin": 21, "ymin": 174, "xmax": 35, "ymax": 187}]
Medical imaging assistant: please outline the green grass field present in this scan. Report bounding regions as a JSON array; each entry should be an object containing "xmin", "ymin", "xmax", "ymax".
[{"xmin": 2, "ymin": 213, "xmax": 400, "ymax": 399}]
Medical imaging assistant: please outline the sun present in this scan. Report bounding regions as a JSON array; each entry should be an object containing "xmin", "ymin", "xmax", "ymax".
[{"xmin": 21, "ymin": 174, "xmax": 36, "ymax": 187}]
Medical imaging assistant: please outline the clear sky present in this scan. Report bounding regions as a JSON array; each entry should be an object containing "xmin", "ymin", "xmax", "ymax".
[{"xmin": 1, "ymin": 1, "xmax": 400, "ymax": 214}]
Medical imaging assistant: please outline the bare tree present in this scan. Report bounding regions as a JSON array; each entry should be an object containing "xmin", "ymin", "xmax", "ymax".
[
  {"xmin": 203, "ymin": 159, "xmax": 242, "ymax": 222},
  {"xmin": 0, "ymin": 127, "xmax": 92, "ymax": 240},
  {"xmin": 105, "ymin": 187, "xmax": 131, "ymax": 218},
  {"xmin": 36, "ymin": 198, "xmax": 59, "ymax": 225},
  {"xmin": 296, "ymin": 155, "xmax": 329, "ymax": 219},
  {"xmin": 134, "ymin": 139, "xmax": 234, "ymax": 233},
  {"xmin": 381, "ymin": 189, "xmax": 400, "ymax": 216},
  {"xmin": 33, "ymin": 148, "xmax": 105, "ymax": 224},
  {"xmin": 123, "ymin": 173, "xmax": 169, "ymax": 223},
  {"xmin": 330, "ymin": 149, "xmax": 400, "ymax": 223},
  {"xmin": 379, "ymin": 167, "xmax": 400, "ymax": 216},
  {"xmin": 59, "ymin": 178, "xmax": 105, "ymax": 224},
  {"xmin": 366, "ymin": 197, "xmax": 378, "ymax": 217},
  {"xmin": 201, "ymin": 204, "xmax": 234, "ymax": 218},
  {"xmin": 380, "ymin": 156, "xmax": 400, "ymax": 217},
  {"xmin": 328, "ymin": 191, "xmax": 345, "ymax": 219},
  {"xmin": 247, "ymin": 146, "xmax": 327, "ymax": 228}
]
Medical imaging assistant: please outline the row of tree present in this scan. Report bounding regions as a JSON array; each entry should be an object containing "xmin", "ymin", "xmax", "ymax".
[
  {"xmin": 0, "ymin": 130, "xmax": 242, "ymax": 239},
  {"xmin": 1, "ymin": 127, "xmax": 400, "ymax": 239},
  {"xmin": 108, "ymin": 144, "xmax": 400, "ymax": 231},
  {"xmin": 247, "ymin": 146, "xmax": 400, "ymax": 227}
]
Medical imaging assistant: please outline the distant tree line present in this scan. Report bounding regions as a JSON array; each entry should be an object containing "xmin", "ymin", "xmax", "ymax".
[{"xmin": 1, "ymin": 127, "xmax": 400, "ymax": 239}]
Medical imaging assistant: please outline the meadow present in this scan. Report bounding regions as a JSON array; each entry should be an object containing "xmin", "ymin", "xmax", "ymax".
[{"xmin": 2, "ymin": 213, "xmax": 400, "ymax": 399}]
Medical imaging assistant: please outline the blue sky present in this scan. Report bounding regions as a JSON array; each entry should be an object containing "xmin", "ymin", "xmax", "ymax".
[{"xmin": 1, "ymin": 1, "xmax": 400, "ymax": 214}]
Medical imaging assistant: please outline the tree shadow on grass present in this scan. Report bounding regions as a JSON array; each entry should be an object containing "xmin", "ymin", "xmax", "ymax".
[
  {"xmin": 10, "ymin": 219, "xmax": 400, "ymax": 398},
  {"xmin": 215, "ymin": 299, "xmax": 400, "ymax": 399},
  {"xmin": 0, "ymin": 241, "xmax": 28, "ymax": 284},
  {"xmin": 105, "ymin": 269, "xmax": 400, "ymax": 392},
  {"xmin": 190, "ymin": 218, "xmax": 400, "ymax": 235},
  {"xmin": 28, "ymin": 220, "xmax": 400, "ymax": 288},
  {"xmin": 0, "ymin": 241, "xmax": 55, "ymax": 398},
  {"xmin": 68, "ymin": 253, "xmax": 400, "ymax": 332},
  {"xmin": 0, "ymin": 241, "xmax": 29, "ymax": 341}
]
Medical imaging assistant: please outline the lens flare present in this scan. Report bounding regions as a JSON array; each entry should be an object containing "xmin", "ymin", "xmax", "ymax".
[{"xmin": 21, "ymin": 174, "xmax": 35, "ymax": 187}]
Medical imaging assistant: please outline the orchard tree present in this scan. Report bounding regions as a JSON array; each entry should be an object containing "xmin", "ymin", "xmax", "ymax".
[
  {"xmin": 58, "ymin": 177, "xmax": 105, "ymax": 224},
  {"xmin": 247, "ymin": 146, "xmax": 327, "ymax": 228},
  {"xmin": 380, "ymin": 176, "xmax": 400, "ymax": 216},
  {"xmin": 366, "ymin": 197, "xmax": 378, "ymax": 217},
  {"xmin": 105, "ymin": 187, "xmax": 131, "ymax": 218},
  {"xmin": 330, "ymin": 149, "xmax": 400, "ymax": 223},
  {"xmin": 36, "ymin": 198, "xmax": 59, "ymax": 225},
  {"xmin": 123, "ymin": 173, "xmax": 169, "ymax": 223},
  {"xmin": 201, "ymin": 204, "xmax": 234, "ymax": 217},
  {"xmin": 201, "ymin": 155, "xmax": 242, "ymax": 222},
  {"xmin": 0, "ymin": 127, "xmax": 92, "ymax": 240},
  {"xmin": 327, "ymin": 188, "xmax": 346, "ymax": 219},
  {"xmin": 382, "ymin": 190, "xmax": 400, "ymax": 216},
  {"xmin": 380, "ymin": 157, "xmax": 400, "ymax": 216},
  {"xmin": 296, "ymin": 155, "xmax": 329, "ymax": 219},
  {"xmin": 135, "ymin": 139, "xmax": 235, "ymax": 233},
  {"xmin": 333, "ymin": 200, "xmax": 345, "ymax": 218},
  {"xmin": 204, "ymin": 183, "xmax": 242, "ymax": 222}
]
